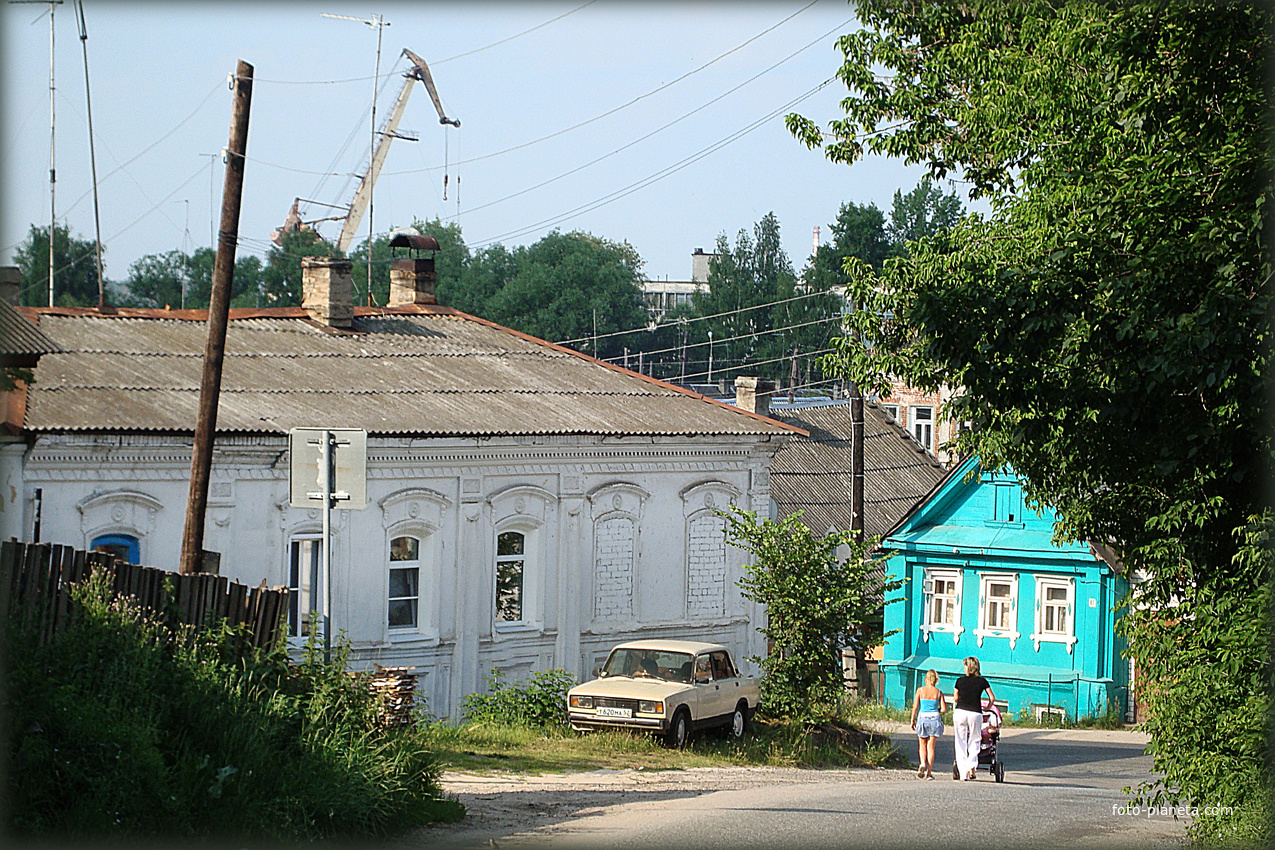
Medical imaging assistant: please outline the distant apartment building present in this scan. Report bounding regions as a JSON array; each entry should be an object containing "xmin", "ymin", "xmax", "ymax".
[{"xmin": 643, "ymin": 248, "xmax": 716, "ymax": 321}]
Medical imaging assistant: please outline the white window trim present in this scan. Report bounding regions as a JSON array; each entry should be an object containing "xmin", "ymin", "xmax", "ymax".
[
  {"xmin": 1030, "ymin": 575, "xmax": 1078, "ymax": 653},
  {"xmin": 487, "ymin": 485, "xmax": 553, "ymax": 635},
  {"xmin": 975, "ymin": 572, "xmax": 1020, "ymax": 649},
  {"xmin": 286, "ymin": 532, "xmax": 324, "ymax": 647},
  {"xmin": 379, "ymin": 488, "xmax": 449, "ymax": 645},
  {"xmin": 910, "ymin": 405, "xmax": 934, "ymax": 451},
  {"xmin": 920, "ymin": 567, "xmax": 964, "ymax": 644}
]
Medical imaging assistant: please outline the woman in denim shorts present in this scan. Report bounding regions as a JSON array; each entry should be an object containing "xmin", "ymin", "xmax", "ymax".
[{"xmin": 909, "ymin": 669, "xmax": 947, "ymax": 779}]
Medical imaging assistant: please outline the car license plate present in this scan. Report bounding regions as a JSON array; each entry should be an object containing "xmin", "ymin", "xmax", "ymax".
[{"xmin": 597, "ymin": 706, "xmax": 632, "ymax": 718}]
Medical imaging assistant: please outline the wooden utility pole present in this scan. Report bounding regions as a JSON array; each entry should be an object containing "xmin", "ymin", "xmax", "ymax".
[
  {"xmin": 850, "ymin": 378, "xmax": 864, "ymax": 544},
  {"xmin": 180, "ymin": 60, "xmax": 253, "ymax": 575}
]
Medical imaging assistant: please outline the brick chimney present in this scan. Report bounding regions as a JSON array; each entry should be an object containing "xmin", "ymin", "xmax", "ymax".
[
  {"xmin": 0, "ymin": 266, "xmax": 21, "ymax": 306},
  {"xmin": 388, "ymin": 256, "xmax": 437, "ymax": 306},
  {"xmin": 734, "ymin": 376, "xmax": 775, "ymax": 417},
  {"xmin": 301, "ymin": 256, "xmax": 353, "ymax": 329}
]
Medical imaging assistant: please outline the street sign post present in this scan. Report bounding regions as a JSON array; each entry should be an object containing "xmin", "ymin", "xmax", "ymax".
[{"xmin": 288, "ymin": 428, "xmax": 367, "ymax": 660}]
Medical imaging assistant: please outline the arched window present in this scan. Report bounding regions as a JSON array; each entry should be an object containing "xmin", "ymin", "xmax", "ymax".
[
  {"xmin": 91, "ymin": 533, "xmax": 139, "ymax": 564},
  {"xmin": 389, "ymin": 535, "xmax": 421, "ymax": 630},
  {"xmin": 495, "ymin": 530, "xmax": 525, "ymax": 623}
]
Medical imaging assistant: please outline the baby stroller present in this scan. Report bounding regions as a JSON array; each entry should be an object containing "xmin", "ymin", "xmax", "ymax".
[{"xmin": 953, "ymin": 700, "xmax": 1006, "ymax": 783}]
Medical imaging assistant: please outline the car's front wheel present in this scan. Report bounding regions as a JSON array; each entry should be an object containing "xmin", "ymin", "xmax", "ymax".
[
  {"xmin": 726, "ymin": 701, "xmax": 749, "ymax": 740},
  {"xmin": 664, "ymin": 708, "xmax": 690, "ymax": 748}
]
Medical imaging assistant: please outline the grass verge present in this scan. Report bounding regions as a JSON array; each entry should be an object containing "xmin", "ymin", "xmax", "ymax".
[{"xmin": 423, "ymin": 716, "xmax": 905, "ymax": 775}]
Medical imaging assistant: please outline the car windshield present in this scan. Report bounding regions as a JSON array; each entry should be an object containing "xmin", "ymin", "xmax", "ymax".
[{"xmin": 602, "ymin": 648, "xmax": 695, "ymax": 683}]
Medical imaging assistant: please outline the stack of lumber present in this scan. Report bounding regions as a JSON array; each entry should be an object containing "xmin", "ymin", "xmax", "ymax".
[{"xmin": 369, "ymin": 663, "xmax": 418, "ymax": 728}]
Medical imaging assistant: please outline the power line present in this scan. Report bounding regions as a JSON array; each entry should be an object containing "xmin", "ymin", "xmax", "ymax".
[
  {"xmin": 467, "ymin": 78, "xmax": 834, "ymax": 249},
  {"xmin": 383, "ymin": 0, "xmax": 825, "ymax": 175},
  {"xmin": 449, "ymin": 15, "xmax": 852, "ymax": 219},
  {"xmin": 432, "ymin": 0, "xmax": 599, "ymax": 65},
  {"xmin": 557, "ymin": 287, "xmax": 838, "ymax": 346},
  {"xmin": 243, "ymin": 1, "xmax": 598, "ymax": 84},
  {"xmin": 614, "ymin": 315, "xmax": 843, "ymax": 362}
]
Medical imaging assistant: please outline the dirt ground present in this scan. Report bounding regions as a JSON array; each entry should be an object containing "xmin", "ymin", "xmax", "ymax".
[{"xmin": 403, "ymin": 764, "xmax": 910, "ymax": 849}]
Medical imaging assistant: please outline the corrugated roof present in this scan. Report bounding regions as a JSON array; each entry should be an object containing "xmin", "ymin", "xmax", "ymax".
[
  {"xmin": 0, "ymin": 302, "xmax": 61, "ymax": 361},
  {"xmin": 768, "ymin": 401, "xmax": 947, "ymax": 541},
  {"xmin": 21, "ymin": 306, "xmax": 799, "ymax": 438}
]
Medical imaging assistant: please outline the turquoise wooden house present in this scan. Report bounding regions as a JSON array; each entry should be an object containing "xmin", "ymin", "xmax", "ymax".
[{"xmin": 880, "ymin": 456, "xmax": 1130, "ymax": 722}]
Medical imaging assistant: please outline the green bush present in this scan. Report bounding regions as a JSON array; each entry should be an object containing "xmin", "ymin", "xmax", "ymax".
[
  {"xmin": 460, "ymin": 668, "xmax": 577, "ymax": 727},
  {"xmin": 5, "ymin": 572, "xmax": 463, "ymax": 841}
]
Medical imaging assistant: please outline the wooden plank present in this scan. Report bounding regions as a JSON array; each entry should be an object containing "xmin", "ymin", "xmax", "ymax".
[
  {"xmin": 0, "ymin": 539, "xmax": 18, "ymax": 621},
  {"xmin": 215, "ymin": 576, "xmax": 230, "ymax": 621},
  {"xmin": 16, "ymin": 542, "xmax": 38, "ymax": 612},
  {"xmin": 36, "ymin": 545, "xmax": 57, "ymax": 644},
  {"xmin": 49, "ymin": 545, "xmax": 76, "ymax": 640}
]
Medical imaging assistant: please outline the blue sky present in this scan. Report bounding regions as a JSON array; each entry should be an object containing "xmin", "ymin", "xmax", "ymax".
[{"xmin": 2, "ymin": 0, "xmax": 950, "ymax": 286}]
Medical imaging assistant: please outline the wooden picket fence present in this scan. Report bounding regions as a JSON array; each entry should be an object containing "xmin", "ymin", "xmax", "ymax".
[{"xmin": 0, "ymin": 539, "xmax": 289, "ymax": 650}]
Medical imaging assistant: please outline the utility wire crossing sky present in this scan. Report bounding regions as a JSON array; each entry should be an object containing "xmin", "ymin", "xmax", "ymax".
[{"xmin": 2, "ymin": 1, "xmax": 945, "ymax": 286}]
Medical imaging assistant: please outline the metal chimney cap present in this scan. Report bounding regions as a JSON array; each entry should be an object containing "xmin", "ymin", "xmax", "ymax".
[{"xmin": 388, "ymin": 233, "xmax": 441, "ymax": 251}]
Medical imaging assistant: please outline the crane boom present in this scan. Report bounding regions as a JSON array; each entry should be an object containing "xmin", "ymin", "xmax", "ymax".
[
  {"xmin": 336, "ymin": 49, "xmax": 459, "ymax": 253},
  {"xmin": 403, "ymin": 48, "xmax": 460, "ymax": 128}
]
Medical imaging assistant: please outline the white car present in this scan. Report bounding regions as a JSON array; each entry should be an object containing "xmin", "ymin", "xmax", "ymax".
[{"xmin": 566, "ymin": 639, "xmax": 761, "ymax": 747}]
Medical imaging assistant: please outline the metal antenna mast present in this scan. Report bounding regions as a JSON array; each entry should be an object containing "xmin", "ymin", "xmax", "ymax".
[
  {"xmin": 10, "ymin": 0, "xmax": 63, "ymax": 306},
  {"xmin": 73, "ymin": 0, "xmax": 105, "ymax": 308},
  {"xmin": 322, "ymin": 11, "xmax": 389, "ymax": 305}
]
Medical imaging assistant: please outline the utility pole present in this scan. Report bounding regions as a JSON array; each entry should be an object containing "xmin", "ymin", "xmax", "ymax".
[{"xmin": 181, "ymin": 60, "xmax": 253, "ymax": 575}]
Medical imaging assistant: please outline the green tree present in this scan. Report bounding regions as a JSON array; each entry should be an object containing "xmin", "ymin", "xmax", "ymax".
[
  {"xmin": 482, "ymin": 230, "xmax": 649, "ymax": 360},
  {"xmin": 692, "ymin": 212, "xmax": 834, "ymax": 385},
  {"xmin": 886, "ymin": 177, "xmax": 963, "ymax": 256},
  {"xmin": 124, "ymin": 249, "xmax": 186, "ymax": 309},
  {"xmin": 14, "ymin": 223, "xmax": 102, "ymax": 307},
  {"xmin": 808, "ymin": 202, "xmax": 891, "ymax": 288},
  {"xmin": 789, "ymin": 2, "xmax": 1271, "ymax": 840},
  {"xmin": 122, "ymin": 248, "xmax": 264, "ymax": 309},
  {"xmin": 722, "ymin": 506, "xmax": 893, "ymax": 720}
]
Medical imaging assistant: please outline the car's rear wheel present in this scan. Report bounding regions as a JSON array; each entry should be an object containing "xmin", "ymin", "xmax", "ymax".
[
  {"xmin": 664, "ymin": 708, "xmax": 690, "ymax": 748},
  {"xmin": 726, "ymin": 701, "xmax": 749, "ymax": 740}
]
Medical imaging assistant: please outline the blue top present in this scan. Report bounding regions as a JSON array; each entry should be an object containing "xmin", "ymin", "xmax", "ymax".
[{"xmin": 918, "ymin": 697, "xmax": 941, "ymax": 714}]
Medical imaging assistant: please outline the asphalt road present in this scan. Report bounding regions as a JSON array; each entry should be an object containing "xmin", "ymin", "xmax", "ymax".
[{"xmin": 411, "ymin": 723, "xmax": 1189, "ymax": 850}]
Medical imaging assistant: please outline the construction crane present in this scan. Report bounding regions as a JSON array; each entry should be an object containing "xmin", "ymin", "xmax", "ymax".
[{"xmin": 273, "ymin": 48, "xmax": 459, "ymax": 251}]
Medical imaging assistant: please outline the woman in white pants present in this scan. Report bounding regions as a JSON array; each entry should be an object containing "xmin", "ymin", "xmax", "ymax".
[{"xmin": 952, "ymin": 656, "xmax": 995, "ymax": 781}]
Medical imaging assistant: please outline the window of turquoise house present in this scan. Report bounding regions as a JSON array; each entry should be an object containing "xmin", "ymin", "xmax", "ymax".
[
  {"xmin": 975, "ymin": 573, "xmax": 1019, "ymax": 648},
  {"xmin": 922, "ymin": 567, "xmax": 963, "ymax": 643},
  {"xmin": 1031, "ymin": 576, "xmax": 1078, "ymax": 652}
]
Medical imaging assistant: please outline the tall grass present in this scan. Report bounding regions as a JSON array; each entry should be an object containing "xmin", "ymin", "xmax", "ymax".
[{"xmin": 4, "ymin": 572, "xmax": 462, "ymax": 842}]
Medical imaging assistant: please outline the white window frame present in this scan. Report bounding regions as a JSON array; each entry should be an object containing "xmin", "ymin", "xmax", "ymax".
[
  {"xmin": 1031, "ymin": 575, "xmax": 1078, "ymax": 653},
  {"xmin": 495, "ymin": 528, "xmax": 528, "ymax": 625},
  {"xmin": 287, "ymin": 534, "xmax": 323, "ymax": 644},
  {"xmin": 881, "ymin": 403, "xmax": 899, "ymax": 422},
  {"xmin": 378, "ymin": 488, "xmax": 448, "ymax": 644},
  {"xmin": 388, "ymin": 534, "xmax": 422, "ymax": 633},
  {"xmin": 975, "ymin": 572, "xmax": 1020, "ymax": 649},
  {"xmin": 920, "ymin": 567, "xmax": 964, "ymax": 644},
  {"xmin": 911, "ymin": 405, "xmax": 934, "ymax": 451},
  {"xmin": 488, "ymin": 483, "xmax": 553, "ymax": 635}
]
